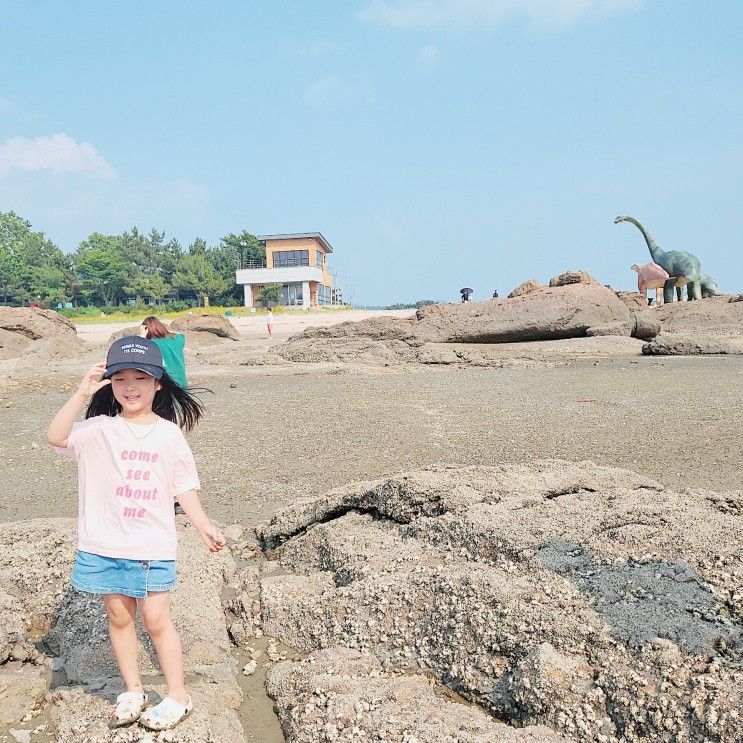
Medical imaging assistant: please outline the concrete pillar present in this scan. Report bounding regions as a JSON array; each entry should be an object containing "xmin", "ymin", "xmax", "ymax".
[
  {"xmin": 243, "ymin": 284, "xmax": 253, "ymax": 308},
  {"xmin": 302, "ymin": 281, "xmax": 310, "ymax": 309}
]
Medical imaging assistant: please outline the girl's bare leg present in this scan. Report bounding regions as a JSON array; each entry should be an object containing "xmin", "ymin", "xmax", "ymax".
[
  {"xmin": 104, "ymin": 594, "xmax": 143, "ymax": 693},
  {"xmin": 139, "ymin": 592, "xmax": 188, "ymax": 704}
]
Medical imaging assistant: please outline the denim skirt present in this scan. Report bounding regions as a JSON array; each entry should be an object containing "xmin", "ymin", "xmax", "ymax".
[{"xmin": 71, "ymin": 550, "xmax": 176, "ymax": 599}]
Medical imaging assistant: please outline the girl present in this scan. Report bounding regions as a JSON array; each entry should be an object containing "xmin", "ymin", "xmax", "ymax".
[
  {"xmin": 266, "ymin": 308, "xmax": 274, "ymax": 337},
  {"xmin": 47, "ymin": 336, "xmax": 225, "ymax": 731},
  {"xmin": 139, "ymin": 316, "xmax": 188, "ymax": 389}
]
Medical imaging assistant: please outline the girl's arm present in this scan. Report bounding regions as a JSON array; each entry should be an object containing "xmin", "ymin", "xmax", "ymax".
[
  {"xmin": 176, "ymin": 490, "xmax": 226, "ymax": 552},
  {"xmin": 47, "ymin": 362, "xmax": 110, "ymax": 448}
]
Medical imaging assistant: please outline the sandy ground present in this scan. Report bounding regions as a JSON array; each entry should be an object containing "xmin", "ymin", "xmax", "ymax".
[{"xmin": 1, "ymin": 349, "xmax": 741, "ymax": 527}]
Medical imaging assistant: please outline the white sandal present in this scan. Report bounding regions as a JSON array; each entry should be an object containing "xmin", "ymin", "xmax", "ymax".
[
  {"xmin": 112, "ymin": 691, "xmax": 149, "ymax": 726},
  {"xmin": 139, "ymin": 695, "xmax": 193, "ymax": 731}
]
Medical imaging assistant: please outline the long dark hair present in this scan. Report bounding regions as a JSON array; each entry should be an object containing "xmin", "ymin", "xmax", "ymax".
[{"xmin": 85, "ymin": 371, "xmax": 205, "ymax": 431}]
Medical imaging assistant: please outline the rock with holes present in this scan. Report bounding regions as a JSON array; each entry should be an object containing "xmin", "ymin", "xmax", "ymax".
[
  {"xmin": 257, "ymin": 460, "xmax": 743, "ymax": 743},
  {"xmin": 267, "ymin": 646, "xmax": 569, "ymax": 742}
]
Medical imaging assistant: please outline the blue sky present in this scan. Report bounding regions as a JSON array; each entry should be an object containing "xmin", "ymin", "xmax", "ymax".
[{"xmin": 1, "ymin": 0, "xmax": 741, "ymax": 305}]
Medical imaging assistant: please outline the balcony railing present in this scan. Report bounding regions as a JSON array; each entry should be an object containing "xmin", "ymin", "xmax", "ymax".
[
  {"xmin": 238, "ymin": 258, "xmax": 322, "ymax": 270},
  {"xmin": 238, "ymin": 259, "xmax": 266, "ymax": 269}
]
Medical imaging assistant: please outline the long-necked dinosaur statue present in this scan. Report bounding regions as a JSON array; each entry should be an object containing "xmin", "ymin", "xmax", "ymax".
[{"xmin": 614, "ymin": 215, "xmax": 703, "ymax": 302}]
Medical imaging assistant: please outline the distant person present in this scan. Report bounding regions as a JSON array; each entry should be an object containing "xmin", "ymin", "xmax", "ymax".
[
  {"xmin": 266, "ymin": 309, "xmax": 274, "ymax": 337},
  {"xmin": 460, "ymin": 288, "xmax": 473, "ymax": 303},
  {"xmin": 492, "ymin": 290, "xmax": 499, "ymax": 299},
  {"xmin": 139, "ymin": 317, "xmax": 187, "ymax": 389}
]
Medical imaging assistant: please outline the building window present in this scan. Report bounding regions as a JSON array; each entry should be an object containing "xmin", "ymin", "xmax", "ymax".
[
  {"xmin": 317, "ymin": 284, "xmax": 331, "ymax": 305},
  {"xmin": 280, "ymin": 283, "xmax": 305, "ymax": 306},
  {"xmin": 316, "ymin": 250, "xmax": 324, "ymax": 269},
  {"xmin": 273, "ymin": 250, "xmax": 309, "ymax": 268}
]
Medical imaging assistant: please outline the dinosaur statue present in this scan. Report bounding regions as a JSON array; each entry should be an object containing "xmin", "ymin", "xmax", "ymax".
[
  {"xmin": 631, "ymin": 262, "xmax": 669, "ymax": 306},
  {"xmin": 676, "ymin": 273, "xmax": 721, "ymax": 300},
  {"xmin": 614, "ymin": 215, "xmax": 703, "ymax": 302}
]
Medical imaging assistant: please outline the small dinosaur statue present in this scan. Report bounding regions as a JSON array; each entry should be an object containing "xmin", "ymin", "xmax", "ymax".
[
  {"xmin": 674, "ymin": 273, "xmax": 721, "ymax": 300},
  {"xmin": 631, "ymin": 262, "xmax": 669, "ymax": 306},
  {"xmin": 614, "ymin": 215, "xmax": 703, "ymax": 302}
]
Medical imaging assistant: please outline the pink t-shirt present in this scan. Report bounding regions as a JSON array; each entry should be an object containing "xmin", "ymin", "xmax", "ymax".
[{"xmin": 56, "ymin": 415, "xmax": 200, "ymax": 561}]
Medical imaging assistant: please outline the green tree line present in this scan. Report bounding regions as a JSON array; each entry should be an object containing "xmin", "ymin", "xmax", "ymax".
[{"xmin": 0, "ymin": 211, "xmax": 265, "ymax": 307}]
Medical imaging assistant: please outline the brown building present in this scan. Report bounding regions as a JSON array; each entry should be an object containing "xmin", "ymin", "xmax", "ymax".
[{"xmin": 235, "ymin": 233, "xmax": 334, "ymax": 308}]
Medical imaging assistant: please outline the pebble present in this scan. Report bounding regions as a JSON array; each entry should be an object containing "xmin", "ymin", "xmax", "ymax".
[{"xmin": 242, "ymin": 660, "xmax": 258, "ymax": 676}]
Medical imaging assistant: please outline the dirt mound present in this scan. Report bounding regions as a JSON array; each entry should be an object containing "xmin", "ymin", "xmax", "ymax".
[
  {"xmin": 256, "ymin": 461, "xmax": 742, "ymax": 742},
  {"xmin": 171, "ymin": 314, "xmax": 241, "ymax": 340}
]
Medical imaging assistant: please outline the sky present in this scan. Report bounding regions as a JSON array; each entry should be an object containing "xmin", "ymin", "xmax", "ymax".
[{"xmin": 1, "ymin": 0, "xmax": 741, "ymax": 305}]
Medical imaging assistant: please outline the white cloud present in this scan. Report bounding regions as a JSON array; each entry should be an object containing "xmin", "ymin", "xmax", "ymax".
[
  {"xmin": 0, "ymin": 133, "xmax": 114, "ymax": 178},
  {"xmin": 359, "ymin": 0, "xmax": 644, "ymax": 29}
]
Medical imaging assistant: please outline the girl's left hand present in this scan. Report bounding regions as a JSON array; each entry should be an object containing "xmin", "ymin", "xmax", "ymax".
[{"xmin": 199, "ymin": 523, "xmax": 226, "ymax": 552}]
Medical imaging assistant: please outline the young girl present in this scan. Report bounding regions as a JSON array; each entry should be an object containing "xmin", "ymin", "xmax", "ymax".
[{"xmin": 47, "ymin": 336, "xmax": 225, "ymax": 731}]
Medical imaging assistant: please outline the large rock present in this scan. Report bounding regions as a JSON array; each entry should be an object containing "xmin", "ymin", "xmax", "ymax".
[
  {"xmin": 643, "ymin": 333, "xmax": 743, "ymax": 356},
  {"xmin": 0, "ymin": 308, "xmax": 83, "ymax": 361},
  {"xmin": 548, "ymin": 270, "xmax": 599, "ymax": 287},
  {"xmin": 107, "ymin": 325, "xmax": 226, "ymax": 349},
  {"xmin": 656, "ymin": 295, "xmax": 743, "ymax": 336},
  {"xmin": 0, "ymin": 307, "xmax": 76, "ymax": 340},
  {"xmin": 411, "ymin": 282, "xmax": 636, "ymax": 343},
  {"xmin": 257, "ymin": 461, "xmax": 743, "ymax": 743},
  {"xmin": 267, "ymin": 646, "xmax": 569, "ymax": 742},
  {"xmin": 0, "ymin": 665, "xmax": 47, "ymax": 725},
  {"xmin": 171, "ymin": 313, "xmax": 241, "ymax": 340},
  {"xmin": 509, "ymin": 279, "xmax": 543, "ymax": 298}
]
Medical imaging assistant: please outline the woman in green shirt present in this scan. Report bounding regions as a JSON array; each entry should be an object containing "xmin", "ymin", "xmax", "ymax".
[{"xmin": 139, "ymin": 316, "xmax": 188, "ymax": 388}]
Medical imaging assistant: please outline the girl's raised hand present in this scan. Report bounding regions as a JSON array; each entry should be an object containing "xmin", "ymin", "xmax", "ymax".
[{"xmin": 77, "ymin": 362, "xmax": 111, "ymax": 399}]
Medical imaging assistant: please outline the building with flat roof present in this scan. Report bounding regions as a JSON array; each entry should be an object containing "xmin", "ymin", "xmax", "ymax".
[{"xmin": 235, "ymin": 232, "xmax": 334, "ymax": 308}]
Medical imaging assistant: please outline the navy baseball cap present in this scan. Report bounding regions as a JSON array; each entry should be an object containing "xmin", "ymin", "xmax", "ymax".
[{"xmin": 104, "ymin": 336, "xmax": 164, "ymax": 379}]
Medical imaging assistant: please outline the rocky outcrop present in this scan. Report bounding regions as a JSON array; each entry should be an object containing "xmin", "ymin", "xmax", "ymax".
[
  {"xmin": 275, "ymin": 272, "xmax": 669, "ymax": 366},
  {"xmin": 643, "ymin": 334, "xmax": 743, "ymax": 355},
  {"xmin": 0, "ymin": 307, "xmax": 76, "ymax": 340},
  {"xmin": 0, "ymin": 308, "xmax": 83, "ymax": 361},
  {"xmin": 638, "ymin": 296, "xmax": 743, "ymax": 355},
  {"xmin": 508, "ymin": 279, "xmax": 543, "ymax": 298},
  {"xmin": 267, "ymin": 646, "xmax": 569, "ymax": 742},
  {"xmin": 656, "ymin": 295, "xmax": 743, "ymax": 336},
  {"xmin": 107, "ymin": 325, "xmax": 228, "ymax": 349},
  {"xmin": 548, "ymin": 270, "xmax": 599, "ymax": 287},
  {"xmin": 171, "ymin": 313, "xmax": 241, "ymax": 340},
  {"xmin": 257, "ymin": 461, "xmax": 743, "ymax": 743}
]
